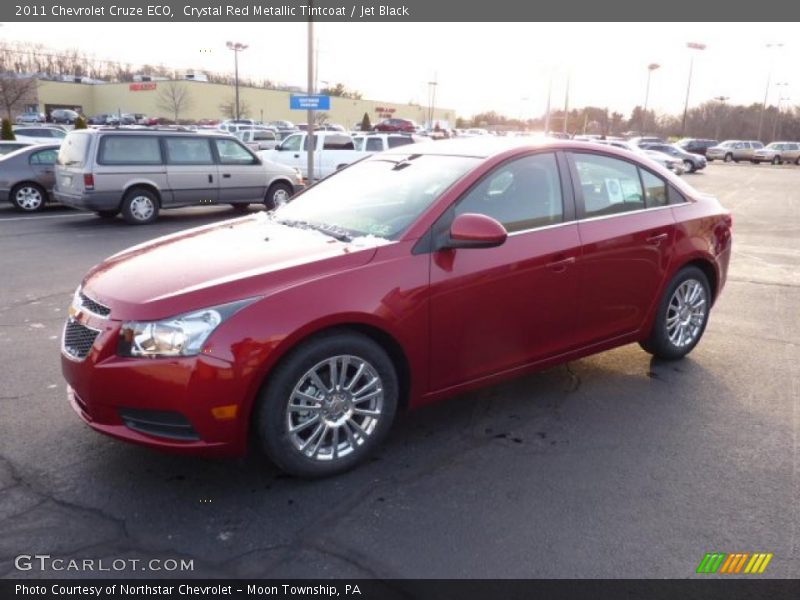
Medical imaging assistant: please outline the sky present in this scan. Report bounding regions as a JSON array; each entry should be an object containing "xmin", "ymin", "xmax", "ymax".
[{"xmin": 1, "ymin": 22, "xmax": 797, "ymax": 119}]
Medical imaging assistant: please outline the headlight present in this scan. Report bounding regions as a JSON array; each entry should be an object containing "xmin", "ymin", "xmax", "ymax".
[{"xmin": 117, "ymin": 298, "xmax": 256, "ymax": 358}]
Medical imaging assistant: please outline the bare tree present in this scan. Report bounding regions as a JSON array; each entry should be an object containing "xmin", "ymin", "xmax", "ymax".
[
  {"xmin": 219, "ymin": 97, "xmax": 250, "ymax": 119},
  {"xmin": 156, "ymin": 81, "xmax": 192, "ymax": 123},
  {"xmin": 0, "ymin": 74, "xmax": 39, "ymax": 120}
]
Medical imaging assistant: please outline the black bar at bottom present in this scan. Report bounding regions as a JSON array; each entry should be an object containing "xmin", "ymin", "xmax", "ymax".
[{"xmin": 2, "ymin": 579, "xmax": 799, "ymax": 600}]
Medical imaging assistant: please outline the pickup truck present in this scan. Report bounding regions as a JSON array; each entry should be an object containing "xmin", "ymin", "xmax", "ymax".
[
  {"xmin": 237, "ymin": 129, "xmax": 280, "ymax": 151},
  {"xmin": 261, "ymin": 131, "xmax": 363, "ymax": 180}
]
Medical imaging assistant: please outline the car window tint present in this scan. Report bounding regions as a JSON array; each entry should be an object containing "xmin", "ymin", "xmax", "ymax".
[
  {"xmin": 322, "ymin": 134, "xmax": 355, "ymax": 150},
  {"xmin": 640, "ymin": 169, "xmax": 668, "ymax": 208},
  {"xmin": 281, "ymin": 134, "xmax": 302, "ymax": 151},
  {"xmin": 366, "ymin": 138, "xmax": 383, "ymax": 151},
  {"xmin": 573, "ymin": 153, "xmax": 644, "ymax": 217},
  {"xmin": 30, "ymin": 149, "xmax": 58, "ymax": 165},
  {"xmin": 353, "ymin": 137, "xmax": 365, "ymax": 151},
  {"xmin": 455, "ymin": 153, "xmax": 564, "ymax": 233},
  {"xmin": 165, "ymin": 138, "xmax": 214, "ymax": 164},
  {"xmin": 387, "ymin": 137, "xmax": 413, "ymax": 148},
  {"xmin": 99, "ymin": 136, "xmax": 162, "ymax": 165},
  {"xmin": 214, "ymin": 139, "xmax": 256, "ymax": 164}
]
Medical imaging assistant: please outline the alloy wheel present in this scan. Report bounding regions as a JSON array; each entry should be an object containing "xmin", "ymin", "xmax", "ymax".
[
  {"xmin": 15, "ymin": 186, "xmax": 44, "ymax": 211},
  {"xmin": 666, "ymin": 279, "xmax": 707, "ymax": 348}
]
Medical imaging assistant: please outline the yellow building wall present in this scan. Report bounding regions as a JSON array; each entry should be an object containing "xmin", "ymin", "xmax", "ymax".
[{"xmin": 37, "ymin": 80, "xmax": 455, "ymax": 128}]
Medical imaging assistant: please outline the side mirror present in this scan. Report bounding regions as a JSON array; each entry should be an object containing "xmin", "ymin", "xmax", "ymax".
[
  {"xmin": 444, "ymin": 213, "xmax": 507, "ymax": 250},
  {"xmin": 274, "ymin": 143, "xmax": 283, "ymax": 151}
]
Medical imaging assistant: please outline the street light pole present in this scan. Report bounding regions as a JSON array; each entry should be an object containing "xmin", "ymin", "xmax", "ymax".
[
  {"xmin": 226, "ymin": 41, "xmax": 248, "ymax": 121},
  {"xmin": 563, "ymin": 73, "xmax": 570, "ymax": 135},
  {"xmin": 642, "ymin": 63, "xmax": 660, "ymax": 134},
  {"xmin": 543, "ymin": 74, "xmax": 552, "ymax": 134},
  {"xmin": 427, "ymin": 75, "xmax": 438, "ymax": 128},
  {"xmin": 772, "ymin": 82, "xmax": 789, "ymax": 141},
  {"xmin": 713, "ymin": 95, "xmax": 729, "ymax": 141},
  {"xmin": 681, "ymin": 42, "xmax": 706, "ymax": 137},
  {"xmin": 307, "ymin": 14, "xmax": 315, "ymax": 183},
  {"xmin": 758, "ymin": 42, "xmax": 783, "ymax": 141}
]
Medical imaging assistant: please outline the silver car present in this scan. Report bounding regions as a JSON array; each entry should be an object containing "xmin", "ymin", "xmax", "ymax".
[
  {"xmin": 751, "ymin": 142, "xmax": 800, "ymax": 165},
  {"xmin": 54, "ymin": 128, "xmax": 304, "ymax": 224},
  {"xmin": 0, "ymin": 144, "xmax": 60, "ymax": 212}
]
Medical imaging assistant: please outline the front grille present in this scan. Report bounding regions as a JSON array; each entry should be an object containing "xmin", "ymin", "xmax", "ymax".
[
  {"xmin": 80, "ymin": 292, "xmax": 111, "ymax": 317},
  {"xmin": 63, "ymin": 318, "xmax": 100, "ymax": 360},
  {"xmin": 119, "ymin": 408, "xmax": 200, "ymax": 441}
]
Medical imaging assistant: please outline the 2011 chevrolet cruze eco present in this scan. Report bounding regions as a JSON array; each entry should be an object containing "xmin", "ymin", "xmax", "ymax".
[{"xmin": 61, "ymin": 138, "xmax": 732, "ymax": 477}]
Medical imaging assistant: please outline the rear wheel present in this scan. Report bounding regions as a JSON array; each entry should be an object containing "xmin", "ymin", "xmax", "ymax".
[
  {"xmin": 640, "ymin": 266, "xmax": 711, "ymax": 360},
  {"xmin": 264, "ymin": 182, "xmax": 293, "ymax": 211},
  {"xmin": 772, "ymin": 155, "xmax": 782, "ymax": 165},
  {"xmin": 11, "ymin": 183, "xmax": 47, "ymax": 212},
  {"xmin": 121, "ymin": 188, "xmax": 159, "ymax": 225},
  {"xmin": 256, "ymin": 331, "xmax": 398, "ymax": 478}
]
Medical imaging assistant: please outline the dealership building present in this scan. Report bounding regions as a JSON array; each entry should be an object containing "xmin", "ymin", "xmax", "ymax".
[{"xmin": 30, "ymin": 79, "xmax": 455, "ymax": 128}]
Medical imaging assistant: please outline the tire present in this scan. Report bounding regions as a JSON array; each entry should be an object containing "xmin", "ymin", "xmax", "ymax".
[
  {"xmin": 121, "ymin": 188, "xmax": 159, "ymax": 225},
  {"xmin": 95, "ymin": 210, "xmax": 119, "ymax": 219},
  {"xmin": 772, "ymin": 156, "xmax": 782, "ymax": 165},
  {"xmin": 10, "ymin": 183, "xmax": 47, "ymax": 212},
  {"xmin": 264, "ymin": 182, "xmax": 293, "ymax": 211},
  {"xmin": 255, "ymin": 331, "xmax": 399, "ymax": 478},
  {"xmin": 640, "ymin": 266, "xmax": 711, "ymax": 361},
  {"xmin": 724, "ymin": 153, "xmax": 733, "ymax": 163},
  {"xmin": 683, "ymin": 160, "xmax": 694, "ymax": 174}
]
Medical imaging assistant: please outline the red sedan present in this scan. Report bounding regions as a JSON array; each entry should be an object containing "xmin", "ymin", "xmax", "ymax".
[
  {"xmin": 61, "ymin": 139, "xmax": 732, "ymax": 477},
  {"xmin": 373, "ymin": 118, "xmax": 418, "ymax": 133}
]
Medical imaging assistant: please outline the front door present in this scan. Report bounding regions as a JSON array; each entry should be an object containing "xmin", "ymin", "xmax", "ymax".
[{"xmin": 428, "ymin": 152, "xmax": 581, "ymax": 392}]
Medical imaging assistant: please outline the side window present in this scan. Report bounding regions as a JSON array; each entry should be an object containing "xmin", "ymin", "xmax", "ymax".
[
  {"xmin": 353, "ymin": 137, "xmax": 365, "ymax": 151},
  {"xmin": 640, "ymin": 168, "xmax": 668, "ymax": 208},
  {"xmin": 454, "ymin": 153, "xmax": 564, "ymax": 233},
  {"xmin": 30, "ymin": 149, "xmax": 58, "ymax": 165},
  {"xmin": 164, "ymin": 138, "xmax": 214, "ymax": 165},
  {"xmin": 365, "ymin": 138, "xmax": 383, "ymax": 152},
  {"xmin": 387, "ymin": 136, "xmax": 413, "ymax": 148},
  {"xmin": 323, "ymin": 134, "xmax": 355, "ymax": 150},
  {"xmin": 573, "ymin": 153, "xmax": 644, "ymax": 217},
  {"xmin": 214, "ymin": 139, "xmax": 257, "ymax": 165},
  {"xmin": 98, "ymin": 136, "xmax": 162, "ymax": 165},
  {"xmin": 281, "ymin": 134, "xmax": 302, "ymax": 152},
  {"xmin": 668, "ymin": 186, "xmax": 688, "ymax": 205}
]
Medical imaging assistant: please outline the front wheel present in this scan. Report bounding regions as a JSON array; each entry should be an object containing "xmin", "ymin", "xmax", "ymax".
[
  {"xmin": 640, "ymin": 266, "xmax": 711, "ymax": 360},
  {"xmin": 724, "ymin": 153, "xmax": 733, "ymax": 163},
  {"xmin": 256, "ymin": 331, "xmax": 399, "ymax": 478},
  {"xmin": 264, "ymin": 182, "xmax": 293, "ymax": 211},
  {"xmin": 772, "ymin": 156, "xmax": 782, "ymax": 165},
  {"xmin": 683, "ymin": 160, "xmax": 694, "ymax": 174}
]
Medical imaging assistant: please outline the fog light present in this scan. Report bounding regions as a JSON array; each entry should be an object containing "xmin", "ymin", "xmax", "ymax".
[{"xmin": 211, "ymin": 405, "xmax": 238, "ymax": 420}]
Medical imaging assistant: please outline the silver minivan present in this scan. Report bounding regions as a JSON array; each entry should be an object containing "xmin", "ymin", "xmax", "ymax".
[{"xmin": 54, "ymin": 128, "xmax": 304, "ymax": 224}]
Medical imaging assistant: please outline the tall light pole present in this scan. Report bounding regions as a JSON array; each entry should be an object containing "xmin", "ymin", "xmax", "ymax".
[
  {"xmin": 642, "ymin": 63, "xmax": 660, "ymax": 134},
  {"xmin": 713, "ymin": 95, "xmax": 729, "ymax": 141},
  {"xmin": 307, "ymin": 12, "xmax": 315, "ymax": 182},
  {"xmin": 427, "ymin": 75, "xmax": 438, "ymax": 128},
  {"xmin": 226, "ymin": 41, "xmax": 248, "ymax": 121},
  {"xmin": 562, "ymin": 73, "xmax": 570, "ymax": 135},
  {"xmin": 543, "ymin": 74, "xmax": 553, "ymax": 134},
  {"xmin": 771, "ymin": 82, "xmax": 789, "ymax": 141},
  {"xmin": 681, "ymin": 42, "xmax": 706, "ymax": 137},
  {"xmin": 758, "ymin": 42, "xmax": 784, "ymax": 141}
]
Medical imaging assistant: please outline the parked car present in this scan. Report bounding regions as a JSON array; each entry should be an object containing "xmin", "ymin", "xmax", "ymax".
[
  {"xmin": 16, "ymin": 111, "xmax": 46, "ymax": 124},
  {"xmin": 12, "ymin": 125, "xmax": 68, "ymax": 145},
  {"xmin": 352, "ymin": 133, "xmax": 428, "ymax": 153},
  {"xmin": 706, "ymin": 140, "xmax": 764, "ymax": 162},
  {"xmin": 628, "ymin": 136, "xmax": 666, "ymax": 146},
  {"xmin": 639, "ymin": 142, "xmax": 707, "ymax": 173},
  {"xmin": 0, "ymin": 141, "xmax": 33, "ymax": 156},
  {"xmin": 54, "ymin": 128, "xmax": 304, "ymax": 224},
  {"xmin": 676, "ymin": 138, "xmax": 718, "ymax": 157},
  {"xmin": 591, "ymin": 139, "xmax": 685, "ymax": 174},
  {"xmin": 374, "ymin": 118, "xmax": 418, "ymax": 133},
  {"xmin": 50, "ymin": 109, "xmax": 81, "ymax": 124},
  {"xmin": 0, "ymin": 144, "xmax": 60, "ymax": 211},
  {"xmin": 60, "ymin": 137, "xmax": 732, "ymax": 477},
  {"xmin": 750, "ymin": 141, "xmax": 800, "ymax": 165},
  {"xmin": 88, "ymin": 114, "xmax": 113, "ymax": 125},
  {"xmin": 237, "ymin": 128, "xmax": 280, "ymax": 151},
  {"xmin": 264, "ymin": 131, "xmax": 362, "ymax": 180}
]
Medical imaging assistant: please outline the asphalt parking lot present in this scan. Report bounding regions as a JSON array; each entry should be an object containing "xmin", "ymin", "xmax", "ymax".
[{"xmin": 0, "ymin": 162, "xmax": 797, "ymax": 579}]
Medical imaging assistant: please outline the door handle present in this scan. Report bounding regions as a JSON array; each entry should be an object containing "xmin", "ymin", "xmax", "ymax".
[
  {"xmin": 646, "ymin": 232, "xmax": 669, "ymax": 245},
  {"xmin": 208, "ymin": 174, "xmax": 213, "ymax": 183},
  {"xmin": 222, "ymin": 173, "xmax": 231, "ymax": 178},
  {"xmin": 546, "ymin": 256, "xmax": 576, "ymax": 271}
]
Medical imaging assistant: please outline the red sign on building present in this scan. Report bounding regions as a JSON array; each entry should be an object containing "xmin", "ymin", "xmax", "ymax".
[{"xmin": 129, "ymin": 82, "xmax": 157, "ymax": 91}]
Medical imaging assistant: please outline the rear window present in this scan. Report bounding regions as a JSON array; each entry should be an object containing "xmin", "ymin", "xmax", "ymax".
[
  {"xmin": 98, "ymin": 135, "xmax": 163, "ymax": 165},
  {"xmin": 57, "ymin": 132, "xmax": 92, "ymax": 167},
  {"xmin": 387, "ymin": 136, "xmax": 414, "ymax": 149}
]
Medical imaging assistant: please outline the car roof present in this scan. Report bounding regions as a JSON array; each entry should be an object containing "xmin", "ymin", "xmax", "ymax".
[{"xmin": 382, "ymin": 136, "xmax": 628, "ymax": 158}]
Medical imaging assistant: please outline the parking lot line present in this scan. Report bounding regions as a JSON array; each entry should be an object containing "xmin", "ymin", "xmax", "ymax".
[{"xmin": 0, "ymin": 213, "xmax": 89, "ymax": 222}]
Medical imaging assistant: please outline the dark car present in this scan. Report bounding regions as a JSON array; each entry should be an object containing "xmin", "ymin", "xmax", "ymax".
[
  {"xmin": 676, "ymin": 138, "xmax": 719, "ymax": 157},
  {"xmin": 61, "ymin": 138, "xmax": 732, "ymax": 477},
  {"xmin": 0, "ymin": 144, "xmax": 60, "ymax": 211},
  {"xmin": 640, "ymin": 142, "xmax": 707, "ymax": 173},
  {"xmin": 50, "ymin": 109, "xmax": 81, "ymax": 124},
  {"xmin": 374, "ymin": 118, "xmax": 418, "ymax": 133}
]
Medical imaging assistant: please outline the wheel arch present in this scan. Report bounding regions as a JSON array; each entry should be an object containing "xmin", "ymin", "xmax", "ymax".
[{"xmin": 122, "ymin": 182, "xmax": 163, "ymax": 207}]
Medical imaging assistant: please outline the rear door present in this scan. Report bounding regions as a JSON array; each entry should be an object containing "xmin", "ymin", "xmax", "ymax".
[
  {"xmin": 213, "ymin": 137, "xmax": 267, "ymax": 203},
  {"xmin": 568, "ymin": 151, "xmax": 677, "ymax": 343},
  {"xmin": 163, "ymin": 136, "xmax": 218, "ymax": 206}
]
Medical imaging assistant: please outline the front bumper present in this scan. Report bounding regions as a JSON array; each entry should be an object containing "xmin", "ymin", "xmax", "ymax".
[{"xmin": 61, "ymin": 316, "xmax": 253, "ymax": 457}]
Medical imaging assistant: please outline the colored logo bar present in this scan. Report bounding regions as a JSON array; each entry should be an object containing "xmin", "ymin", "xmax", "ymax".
[{"xmin": 696, "ymin": 552, "xmax": 773, "ymax": 574}]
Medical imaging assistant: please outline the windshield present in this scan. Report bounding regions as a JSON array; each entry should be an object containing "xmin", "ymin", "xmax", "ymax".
[{"xmin": 273, "ymin": 153, "xmax": 480, "ymax": 240}]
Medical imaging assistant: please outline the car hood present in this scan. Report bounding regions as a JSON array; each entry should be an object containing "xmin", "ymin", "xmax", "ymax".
[{"xmin": 81, "ymin": 214, "xmax": 388, "ymax": 321}]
